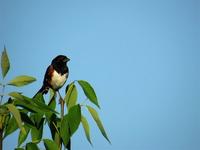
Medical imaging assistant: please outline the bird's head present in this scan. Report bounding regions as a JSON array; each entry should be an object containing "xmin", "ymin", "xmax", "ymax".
[{"xmin": 52, "ymin": 55, "xmax": 70, "ymax": 65}]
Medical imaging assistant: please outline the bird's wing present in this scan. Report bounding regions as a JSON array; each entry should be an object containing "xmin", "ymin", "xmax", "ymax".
[
  {"xmin": 43, "ymin": 65, "xmax": 54, "ymax": 86},
  {"xmin": 34, "ymin": 65, "xmax": 54, "ymax": 96}
]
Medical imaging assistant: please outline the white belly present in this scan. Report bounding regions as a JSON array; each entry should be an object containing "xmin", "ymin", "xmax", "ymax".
[{"xmin": 51, "ymin": 70, "xmax": 68, "ymax": 90}]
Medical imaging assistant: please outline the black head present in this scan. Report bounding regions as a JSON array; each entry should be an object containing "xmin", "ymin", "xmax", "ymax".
[{"xmin": 51, "ymin": 55, "xmax": 70, "ymax": 65}]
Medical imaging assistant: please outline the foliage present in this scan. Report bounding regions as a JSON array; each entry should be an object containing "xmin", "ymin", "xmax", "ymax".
[{"xmin": 0, "ymin": 47, "xmax": 110, "ymax": 150}]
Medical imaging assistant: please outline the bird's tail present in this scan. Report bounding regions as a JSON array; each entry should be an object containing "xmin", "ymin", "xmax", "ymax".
[{"xmin": 33, "ymin": 85, "xmax": 49, "ymax": 98}]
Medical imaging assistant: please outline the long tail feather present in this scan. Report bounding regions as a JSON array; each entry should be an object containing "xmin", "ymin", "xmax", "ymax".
[{"xmin": 33, "ymin": 85, "xmax": 49, "ymax": 98}]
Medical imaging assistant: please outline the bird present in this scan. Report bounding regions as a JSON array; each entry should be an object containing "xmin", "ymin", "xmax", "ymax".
[{"xmin": 35, "ymin": 55, "xmax": 70, "ymax": 96}]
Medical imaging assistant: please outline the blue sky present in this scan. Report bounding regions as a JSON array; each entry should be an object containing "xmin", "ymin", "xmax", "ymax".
[{"xmin": 0, "ymin": 0, "xmax": 200, "ymax": 150}]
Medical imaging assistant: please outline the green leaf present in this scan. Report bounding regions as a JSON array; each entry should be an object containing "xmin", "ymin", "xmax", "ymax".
[
  {"xmin": 59, "ymin": 105, "xmax": 81, "ymax": 147},
  {"xmin": 3, "ymin": 113, "xmax": 10, "ymax": 129},
  {"xmin": 81, "ymin": 115, "xmax": 92, "ymax": 145},
  {"xmin": 68, "ymin": 104, "xmax": 81, "ymax": 135},
  {"xmin": 4, "ymin": 116, "xmax": 18, "ymax": 138},
  {"xmin": 1, "ymin": 46, "xmax": 10, "ymax": 78},
  {"xmin": 18, "ymin": 125, "xmax": 30, "ymax": 147},
  {"xmin": 12, "ymin": 93, "xmax": 57, "ymax": 114},
  {"xmin": 48, "ymin": 115, "xmax": 61, "ymax": 146},
  {"xmin": 9, "ymin": 92, "xmax": 24, "ymax": 100},
  {"xmin": 8, "ymin": 75, "xmax": 36, "ymax": 87},
  {"xmin": 78, "ymin": 80, "xmax": 100, "ymax": 108},
  {"xmin": 20, "ymin": 112, "xmax": 34, "ymax": 127},
  {"xmin": 33, "ymin": 93, "xmax": 45, "ymax": 104},
  {"xmin": 14, "ymin": 98, "xmax": 41, "ymax": 113},
  {"xmin": 31, "ymin": 125, "xmax": 43, "ymax": 143},
  {"xmin": 87, "ymin": 105, "xmax": 111, "ymax": 143},
  {"xmin": 34, "ymin": 100, "xmax": 57, "ymax": 114},
  {"xmin": 25, "ymin": 142, "xmax": 39, "ymax": 150},
  {"xmin": 31, "ymin": 115, "xmax": 44, "ymax": 143},
  {"xmin": 54, "ymin": 132, "xmax": 61, "ymax": 147},
  {"xmin": 6, "ymin": 104, "xmax": 26, "ymax": 134},
  {"xmin": 60, "ymin": 114, "xmax": 70, "ymax": 146},
  {"xmin": 65, "ymin": 83, "xmax": 78, "ymax": 110},
  {"xmin": 43, "ymin": 139, "xmax": 59, "ymax": 150},
  {"xmin": 0, "ymin": 105, "xmax": 9, "ymax": 114},
  {"xmin": 48, "ymin": 96, "xmax": 56, "ymax": 110},
  {"xmin": 33, "ymin": 94, "xmax": 58, "ymax": 114},
  {"xmin": 31, "ymin": 112, "xmax": 44, "ymax": 129},
  {"xmin": 31, "ymin": 94, "xmax": 45, "ymax": 127},
  {"xmin": 46, "ymin": 95, "xmax": 56, "ymax": 120}
]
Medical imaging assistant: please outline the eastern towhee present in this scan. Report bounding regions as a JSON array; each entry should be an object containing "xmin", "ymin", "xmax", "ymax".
[{"xmin": 36, "ymin": 55, "xmax": 70, "ymax": 96}]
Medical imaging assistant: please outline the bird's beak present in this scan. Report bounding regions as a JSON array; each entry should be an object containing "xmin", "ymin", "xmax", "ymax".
[{"xmin": 65, "ymin": 57, "xmax": 70, "ymax": 62}]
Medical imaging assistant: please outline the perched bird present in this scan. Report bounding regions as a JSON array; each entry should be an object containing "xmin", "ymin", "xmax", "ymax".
[{"xmin": 35, "ymin": 55, "xmax": 70, "ymax": 96}]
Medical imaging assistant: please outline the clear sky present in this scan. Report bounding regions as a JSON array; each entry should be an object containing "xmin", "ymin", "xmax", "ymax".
[{"xmin": 0, "ymin": 0, "xmax": 200, "ymax": 150}]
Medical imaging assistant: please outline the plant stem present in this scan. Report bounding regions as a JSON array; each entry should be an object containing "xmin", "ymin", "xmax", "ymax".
[
  {"xmin": 0, "ymin": 85, "xmax": 5, "ymax": 105},
  {"xmin": 58, "ymin": 91, "xmax": 65, "ymax": 150}
]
